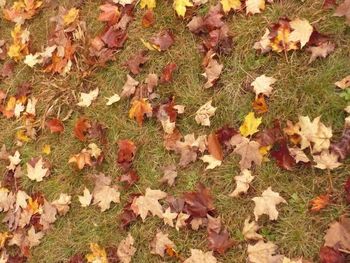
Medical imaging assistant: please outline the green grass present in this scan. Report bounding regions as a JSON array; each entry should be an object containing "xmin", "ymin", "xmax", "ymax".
[{"xmin": 1, "ymin": 0, "xmax": 350, "ymax": 262}]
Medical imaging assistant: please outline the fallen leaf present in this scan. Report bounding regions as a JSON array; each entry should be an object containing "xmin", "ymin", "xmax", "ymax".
[
  {"xmin": 140, "ymin": 0, "xmax": 156, "ymax": 9},
  {"xmin": 208, "ymin": 133, "xmax": 223, "ymax": 161},
  {"xmin": 52, "ymin": 193, "xmax": 71, "ymax": 215},
  {"xmin": 184, "ymin": 249, "xmax": 217, "ymax": 263},
  {"xmin": 86, "ymin": 243, "xmax": 107, "ymax": 263},
  {"xmin": 106, "ymin": 94, "xmax": 120, "ymax": 105},
  {"xmin": 246, "ymin": 0, "xmax": 265, "ymax": 15},
  {"xmin": 202, "ymin": 53, "xmax": 223, "ymax": 89},
  {"xmin": 125, "ymin": 51, "xmax": 149, "ymax": 75},
  {"xmin": 310, "ymin": 194, "xmax": 330, "ymax": 212},
  {"xmin": 92, "ymin": 174, "xmax": 120, "ymax": 212},
  {"xmin": 239, "ymin": 112, "xmax": 262, "ymax": 137},
  {"xmin": 324, "ymin": 216, "xmax": 350, "ymax": 251},
  {"xmin": 288, "ymin": 18, "xmax": 313, "ymax": 48},
  {"xmin": 150, "ymin": 230, "xmax": 175, "ymax": 257},
  {"xmin": 335, "ymin": 75, "xmax": 350, "ymax": 89},
  {"xmin": 173, "ymin": 0, "xmax": 193, "ymax": 17},
  {"xmin": 319, "ymin": 246, "xmax": 346, "ymax": 263},
  {"xmin": 252, "ymin": 94, "xmax": 268, "ymax": 114},
  {"xmin": 242, "ymin": 217, "xmax": 263, "ymax": 240},
  {"xmin": 233, "ymin": 137, "xmax": 263, "ymax": 170},
  {"xmin": 121, "ymin": 75, "xmax": 139, "ymax": 98},
  {"xmin": 46, "ymin": 118, "xmax": 64, "ymax": 133},
  {"xmin": 160, "ymin": 63, "xmax": 177, "ymax": 83},
  {"xmin": 313, "ymin": 150, "xmax": 342, "ymax": 170},
  {"xmin": 117, "ymin": 234, "xmax": 136, "ymax": 263},
  {"xmin": 131, "ymin": 188, "xmax": 167, "ymax": 221},
  {"xmin": 129, "ymin": 98, "xmax": 152, "ymax": 126},
  {"xmin": 175, "ymin": 211, "xmax": 190, "ymax": 231},
  {"xmin": 162, "ymin": 207, "xmax": 178, "ymax": 227},
  {"xmin": 247, "ymin": 240, "xmax": 283, "ymax": 263},
  {"xmin": 252, "ymin": 187, "xmax": 287, "ymax": 221},
  {"xmin": 117, "ymin": 139, "xmax": 136, "ymax": 171},
  {"xmin": 252, "ymin": 75, "xmax": 276, "ymax": 98},
  {"xmin": 78, "ymin": 188, "xmax": 92, "ymax": 207},
  {"xmin": 183, "ymin": 184, "xmax": 214, "ymax": 218},
  {"xmin": 26, "ymin": 157, "xmax": 49, "ymax": 182},
  {"xmin": 159, "ymin": 165, "xmax": 178, "ymax": 186},
  {"xmin": 271, "ymin": 139, "xmax": 296, "ymax": 170},
  {"xmin": 307, "ymin": 42, "xmax": 335, "ymax": 64},
  {"xmin": 77, "ymin": 88, "xmax": 99, "ymax": 107},
  {"xmin": 142, "ymin": 10, "xmax": 155, "ymax": 27},
  {"xmin": 151, "ymin": 30, "xmax": 175, "ymax": 51},
  {"xmin": 195, "ymin": 100, "xmax": 217, "ymax": 126},
  {"xmin": 229, "ymin": 169, "xmax": 254, "ymax": 197},
  {"xmin": 120, "ymin": 170, "xmax": 139, "ymax": 188},
  {"xmin": 74, "ymin": 117, "xmax": 91, "ymax": 141},
  {"xmin": 200, "ymin": 155, "xmax": 222, "ymax": 170},
  {"xmin": 98, "ymin": 3, "xmax": 120, "ymax": 26},
  {"xmin": 221, "ymin": 0, "xmax": 241, "ymax": 13}
]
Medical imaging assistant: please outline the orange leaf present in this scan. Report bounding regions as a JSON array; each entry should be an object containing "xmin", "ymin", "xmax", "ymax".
[
  {"xmin": 252, "ymin": 94, "xmax": 268, "ymax": 114},
  {"xmin": 46, "ymin": 118, "xmax": 64, "ymax": 133},
  {"xmin": 129, "ymin": 98, "xmax": 152, "ymax": 126},
  {"xmin": 310, "ymin": 194, "xmax": 330, "ymax": 212},
  {"xmin": 74, "ymin": 117, "xmax": 91, "ymax": 141},
  {"xmin": 208, "ymin": 133, "xmax": 223, "ymax": 161}
]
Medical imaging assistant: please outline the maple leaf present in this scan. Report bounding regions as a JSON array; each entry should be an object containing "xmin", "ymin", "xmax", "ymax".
[
  {"xmin": 140, "ymin": 0, "xmax": 156, "ymax": 9},
  {"xmin": 200, "ymin": 155, "xmax": 222, "ymax": 170},
  {"xmin": 151, "ymin": 230, "xmax": 175, "ymax": 257},
  {"xmin": 288, "ymin": 18, "xmax": 313, "ymax": 48},
  {"xmin": 335, "ymin": 0, "xmax": 350, "ymax": 25},
  {"xmin": 324, "ymin": 216, "xmax": 350, "ymax": 251},
  {"xmin": 63, "ymin": 8, "xmax": 79, "ymax": 26},
  {"xmin": 271, "ymin": 139, "xmax": 296, "ymax": 170},
  {"xmin": 195, "ymin": 100, "xmax": 216, "ymax": 126},
  {"xmin": 46, "ymin": 118, "xmax": 64, "ymax": 133},
  {"xmin": 86, "ymin": 243, "xmax": 107, "ymax": 263},
  {"xmin": 173, "ymin": 0, "xmax": 193, "ymax": 17},
  {"xmin": 252, "ymin": 94, "xmax": 268, "ymax": 114},
  {"xmin": 289, "ymin": 147, "xmax": 310, "ymax": 163},
  {"xmin": 24, "ymin": 53, "xmax": 42, "ymax": 68},
  {"xmin": 162, "ymin": 207, "xmax": 178, "ymax": 227},
  {"xmin": 323, "ymin": 0, "xmax": 337, "ymax": 9},
  {"xmin": 247, "ymin": 240, "xmax": 284, "ymax": 263},
  {"xmin": 207, "ymin": 133, "xmax": 223, "ymax": 161},
  {"xmin": 78, "ymin": 188, "xmax": 92, "ymax": 207},
  {"xmin": 252, "ymin": 74, "xmax": 276, "ymax": 98},
  {"xmin": 129, "ymin": 98, "xmax": 152, "ymax": 126},
  {"xmin": 183, "ymin": 184, "xmax": 214, "ymax": 217},
  {"xmin": 26, "ymin": 157, "xmax": 49, "ymax": 182},
  {"xmin": 121, "ymin": 75, "xmax": 139, "ymax": 98},
  {"xmin": 150, "ymin": 30, "xmax": 175, "ymax": 51},
  {"xmin": 207, "ymin": 226, "xmax": 234, "ymax": 254},
  {"xmin": 52, "ymin": 193, "xmax": 71, "ymax": 215},
  {"xmin": 68, "ymin": 149, "xmax": 92, "ymax": 170},
  {"xmin": 221, "ymin": 0, "xmax": 241, "ymax": 13},
  {"xmin": 229, "ymin": 169, "xmax": 255, "ymax": 197},
  {"xmin": 239, "ymin": 112, "xmax": 262, "ymax": 137},
  {"xmin": 233, "ymin": 137, "xmax": 263, "ymax": 170},
  {"xmin": 184, "ymin": 249, "xmax": 217, "ymax": 263},
  {"xmin": 92, "ymin": 174, "xmax": 120, "ymax": 212},
  {"xmin": 131, "ymin": 188, "xmax": 167, "ymax": 221},
  {"xmin": 313, "ymin": 150, "xmax": 342, "ymax": 170},
  {"xmin": 117, "ymin": 139, "xmax": 137, "ymax": 171},
  {"xmin": 77, "ymin": 88, "xmax": 99, "ymax": 107},
  {"xmin": 252, "ymin": 187, "xmax": 287, "ymax": 221},
  {"xmin": 125, "ymin": 51, "xmax": 149, "ymax": 75},
  {"xmin": 331, "ymin": 128, "xmax": 350, "ymax": 160},
  {"xmin": 160, "ymin": 63, "xmax": 177, "ymax": 83},
  {"xmin": 310, "ymin": 194, "xmax": 330, "ymax": 212},
  {"xmin": 117, "ymin": 234, "xmax": 136, "ymax": 263},
  {"xmin": 26, "ymin": 226, "xmax": 44, "ymax": 248},
  {"xmin": 159, "ymin": 165, "xmax": 178, "ymax": 186},
  {"xmin": 7, "ymin": 151, "xmax": 21, "ymax": 171},
  {"xmin": 246, "ymin": 0, "xmax": 265, "ymax": 15},
  {"xmin": 202, "ymin": 53, "xmax": 223, "ymax": 89},
  {"xmin": 120, "ymin": 170, "xmax": 139, "ymax": 189},
  {"xmin": 98, "ymin": 3, "xmax": 120, "ymax": 26},
  {"xmin": 242, "ymin": 217, "xmax": 263, "ymax": 240},
  {"xmin": 307, "ymin": 42, "xmax": 335, "ymax": 64}
]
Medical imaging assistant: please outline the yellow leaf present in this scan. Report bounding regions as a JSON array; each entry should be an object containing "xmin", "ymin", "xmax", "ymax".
[
  {"xmin": 129, "ymin": 98, "xmax": 153, "ymax": 126},
  {"xmin": 239, "ymin": 112, "xmax": 262, "ymax": 137},
  {"xmin": 86, "ymin": 243, "xmax": 108, "ymax": 263},
  {"xmin": 42, "ymin": 144, "xmax": 51, "ymax": 155},
  {"xmin": 140, "ymin": 38, "xmax": 161, "ymax": 51},
  {"xmin": 173, "ymin": 0, "xmax": 193, "ymax": 17},
  {"xmin": 0, "ymin": 232, "xmax": 12, "ymax": 249},
  {"xmin": 63, "ymin": 8, "xmax": 79, "ymax": 26},
  {"xmin": 140, "ymin": 0, "xmax": 156, "ymax": 9},
  {"xmin": 221, "ymin": 0, "xmax": 241, "ymax": 13},
  {"xmin": 16, "ymin": 130, "xmax": 30, "ymax": 142},
  {"xmin": 27, "ymin": 197, "xmax": 41, "ymax": 214}
]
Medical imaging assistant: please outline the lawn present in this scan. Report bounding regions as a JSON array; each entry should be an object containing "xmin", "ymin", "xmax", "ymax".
[{"xmin": 0, "ymin": 0, "xmax": 350, "ymax": 262}]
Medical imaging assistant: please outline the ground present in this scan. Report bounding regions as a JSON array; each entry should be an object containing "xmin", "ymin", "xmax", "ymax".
[{"xmin": 0, "ymin": 0, "xmax": 350, "ymax": 262}]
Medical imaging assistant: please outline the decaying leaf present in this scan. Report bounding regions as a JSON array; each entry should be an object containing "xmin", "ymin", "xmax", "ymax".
[
  {"xmin": 150, "ymin": 230, "xmax": 175, "ymax": 257},
  {"xmin": 117, "ymin": 234, "xmax": 136, "ymax": 263},
  {"xmin": 195, "ymin": 100, "xmax": 217, "ymax": 126},
  {"xmin": 324, "ymin": 215, "xmax": 350, "ymax": 251},
  {"xmin": 335, "ymin": 0, "xmax": 350, "ymax": 25},
  {"xmin": 92, "ymin": 173, "xmax": 120, "ymax": 212},
  {"xmin": 229, "ymin": 169, "xmax": 254, "ymax": 197}
]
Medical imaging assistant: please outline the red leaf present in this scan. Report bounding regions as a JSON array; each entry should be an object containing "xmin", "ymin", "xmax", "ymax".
[
  {"xmin": 319, "ymin": 246, "xmax": 345, "ymax": 263},
  {"xmin": 270, "ymin": 139, "xmax": 296, "ymax": 170},
  {"xmin": 160, "ymin": 63, "xmax": 177, "ymax": 83},
  {"xmin": 1, "ymin": 61, "xmax": 15, "ymax": 78},
  {"xmin": 120, "ymin": 170, "xmax": 139, "ymax": 188},
  {"xmin": 183, "ymin": 184, "xmax": 215, "ymax": 218},
  {"xmin": 208, "ymin": 229, "xmax": 234, "ymax": 254},
  {"xmin": 117, "ymin": 140, "xmax": 137, "ymax": 171},
  {"xmin": 215, "ymin": 126, "xmax": 237, "ymax": 145},
  {"xmin": 124, "ymin": 51, "xmax": 149, "ymax": 75},
  {"xmin": 46, "ymin": 118, "xmax": 64, "ymax": 133},
  {"xmin": 98, "ymin": 3, "xmax": 120, "ymax": 25},
  {"xmin": 331, "ymin": 128, "xmax": 350, "ymax": 160},
  {"xmin": 68, "ymin": 253, "xmax": 86, "ymax": 263},
  {"xmin": 101, "ymin": 27, "xmax": 127, "ymax": 48},
  {"xmin": 74, "ymin": 117, "xmax": 91, "ymax": 141},
  {"xmin": 256, "ymin": 120, "xmax": 282, "ymax": 147},
  {"xmin": 142, "ymin": 9, "xmax": 155, "ymax": 28},
  {"xmin": 151, "ymin": 29, "xmax": 175, "ymax": 51},
  {"xmin": 119, "ymin": 194, "xmax": 140, "ymax": 229}
]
